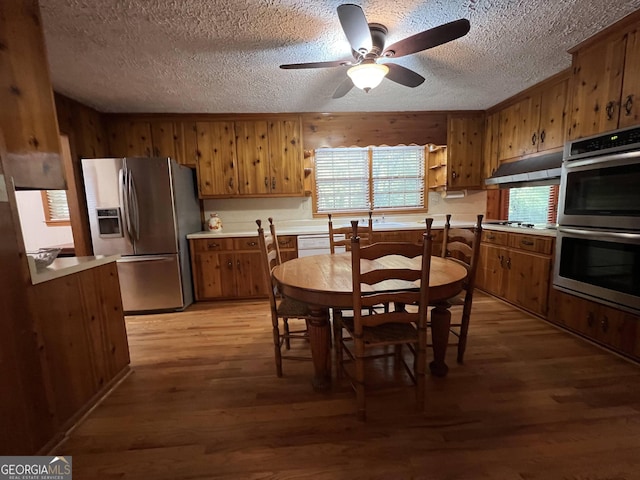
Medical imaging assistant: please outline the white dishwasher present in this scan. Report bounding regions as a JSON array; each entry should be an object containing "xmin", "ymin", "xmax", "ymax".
[{"xmin": 297, "ymin": 234, "xmax": 345, "ymax": 257}]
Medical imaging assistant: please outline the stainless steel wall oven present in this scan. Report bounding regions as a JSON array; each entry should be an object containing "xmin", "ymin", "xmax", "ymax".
[{"xmin": 554, "ymin": 125, "xmax": 640, "ymax": 314}]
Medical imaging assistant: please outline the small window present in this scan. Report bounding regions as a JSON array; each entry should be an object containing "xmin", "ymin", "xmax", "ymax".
[
  {"xmin": 506, "ymin": 185, "xmax": 559, "ymax": 224},
  {"xmin": 314, "ymin": 145, "xmax": 426, "ymax": 214},
  {"xmin": 41, "ymin": 190, "xmax": 70, "ymax": 226}
]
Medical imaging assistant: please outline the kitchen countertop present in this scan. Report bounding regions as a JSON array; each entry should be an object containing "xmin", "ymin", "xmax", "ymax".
[
  {"xmin": 27, "ymin": 254, "xmax": 121, "ymax": 285},
  {"xmin": 186, "ymin": 214, "xmax": 558, "ymax": 239}
]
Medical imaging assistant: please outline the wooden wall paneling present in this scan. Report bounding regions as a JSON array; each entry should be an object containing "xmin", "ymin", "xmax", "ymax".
[
  {"xmin": 485, "ymin": 189, "xmax": 503, "ymax": 220},
  {"xmin": 0, "ymin": 153, "xmax": 55, "ymax": 454},
  {"xmin": 195, "ymin": 121, "xmax": 237, "ymax": 196},
  {"xmin": 78, "ymin": 262, "xmax": 129, "ymax": 382},
  {"xmin": 619, "ymin": 27, "xmax": 640, "ymax": 128},
  {"xmin": 236, "ymin": 120, "xmax": 270, "ymax": 195},
  {"xmin": 301, "ymin": 112, "xmax": 448, "ymax": 149},
  {"xmin": 30, "ymin": 274, "xmax": 101, "ymax": 426},
  {"xmin": 268, "ymin": 118, "xmax": 303, "ymax": 195},
  {"xmin": 0, "ymin": 1, "xmax": 61, "ymax": 156},
  {"xmin": 107, "ymin": 120, "xmax": 153, "ymax": 157},
  {"xmin": 60, "ymin": 134, "xmax": 92, "ymax": 256}
]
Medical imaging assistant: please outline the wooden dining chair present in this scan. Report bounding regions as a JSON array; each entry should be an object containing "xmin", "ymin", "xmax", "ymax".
[
  {"xmin": 256, "ymin": 218, "xmax": 312, "ymax": 377},
  {"xmin": 328, "ymin": 211, "xmax": 374, "ymax": 253},
  {"xmin": 437, "ymin": 213, "xmax": 483, "ymax": 364},
  {"xmin": 334, "ymin": 219, "xmax": 434, "ymax": 421}
]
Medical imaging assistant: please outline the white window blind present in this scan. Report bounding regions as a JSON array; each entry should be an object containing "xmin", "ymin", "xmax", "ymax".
[
  {"xmin": 314, "ymin": 145, "xmax": 425, "ymax": 213},
  {"xmin": 372, "ymin": 146, "xmax": 425, "ymax": 209},
  {"xmin": 315, "ymin": 147, "xmax": 370, "ymax": 212},
  {"xmin": 44, "ymin": 190, "xmax": 70, "ymax": 222},
  {"xmin": 507, "ymin": 185, "xmax": 558, "ymax": 224}
]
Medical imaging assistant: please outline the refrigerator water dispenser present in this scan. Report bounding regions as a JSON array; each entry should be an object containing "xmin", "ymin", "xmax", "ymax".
[{"xmin": 96, "ymin": 208, "xmax": 123, "ymax": 238}]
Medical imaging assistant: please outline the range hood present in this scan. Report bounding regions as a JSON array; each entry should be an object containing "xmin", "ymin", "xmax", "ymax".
[{"xmin": 485, "ymin": 150, "xmax": 563, "ymax": 188}]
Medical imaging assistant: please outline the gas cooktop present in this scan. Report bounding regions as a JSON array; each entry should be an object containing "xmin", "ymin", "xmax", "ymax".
[{"xmin": 484, "ymin": 221, "xmax": 557, "ymax": 230}]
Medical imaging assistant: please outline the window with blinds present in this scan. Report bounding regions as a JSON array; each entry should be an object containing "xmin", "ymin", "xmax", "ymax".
[
  {"xmin": 506, "ymin": 185, "xmax": 559, "ymax": 224},
  {"xmin": 314, "ymin": 145, "xmax": 425, "ymax": 213},
  {"xmin": 41, "ymin": 190, "xmax": 70, "ymax": 225}
]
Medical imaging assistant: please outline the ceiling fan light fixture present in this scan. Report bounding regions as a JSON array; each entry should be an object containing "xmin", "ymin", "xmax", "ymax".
[{"xmin": 347, "ymin": 63, "xmax": 389, "ymax": 92}]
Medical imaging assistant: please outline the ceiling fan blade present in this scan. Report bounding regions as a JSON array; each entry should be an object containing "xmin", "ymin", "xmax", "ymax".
[
  {"xmin": 383, "ymin": 19, "xmax": 470, "ymax": 58},
  {"xmin": 385, "ymin": 63, "xmax": 425, "ymax": 87},
  {"xmin": 332, "ymin": 77, "xmax": 354, "ymax": 99},
  {"xmin": 280, "ymin": 60, "xmax": 352, "ymax": 69},
  {"xmin": 337, "ymin": 4, "xmax": 372, "ymax": 55}
]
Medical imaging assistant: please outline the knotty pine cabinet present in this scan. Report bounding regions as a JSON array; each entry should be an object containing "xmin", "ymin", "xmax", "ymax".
[
  {"xmin": 568, "ymin": 20, "xmax": 640, "ymax": 139},
  {"xmin": 482, "ymin": 112, "xmax": 501, "ymax": 183},
  {"xmin": 195, "ymin": 118, "xmax": 304, "ymax": 198},
  {"xmin": 477, "ymin": 230, "xmax": 555, "ymax": 316},
  {"xmin": 497, "ymin": 76, "xmax": 569, "ymax": 161},
  {"xmin": 446, "ymin": 114, "xmax": 485, "ymax": 189},
  {"xmin": 190, "ymin": 235, "xmax": 298, "ymax": 300},
  {"xmin": 428, "ymin": 114, "xmax": 484, "ymax": 191},
  {"xmin": 106, "ymin": 119, "xmax": 193, "ymax": 167},
  {"xmin": 374, "ymin": 229, "xmax": 445, "ymax": 258},
  {"xmin": 548, "ymin": 289, "xmax": 640, "ymax": 361}
]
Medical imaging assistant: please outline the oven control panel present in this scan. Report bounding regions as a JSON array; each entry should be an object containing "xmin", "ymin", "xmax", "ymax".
[{"xmin": 568, "ymin": 125, "xmax": 640, "ymax": 159}]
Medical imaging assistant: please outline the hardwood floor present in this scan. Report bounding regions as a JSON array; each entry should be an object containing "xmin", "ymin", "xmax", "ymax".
[{"xmin": 57, "ymin": 292, "xmax": 640, "ymax": 479}]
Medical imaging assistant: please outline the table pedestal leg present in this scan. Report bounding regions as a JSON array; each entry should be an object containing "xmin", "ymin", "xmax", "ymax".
[
  {"xmin": 429, "ymin": 301, "xmax": 451, "ymax": 377},
  {"xmin": 307, "ymin": 306, "xmax": 331, "ymax": 391}
]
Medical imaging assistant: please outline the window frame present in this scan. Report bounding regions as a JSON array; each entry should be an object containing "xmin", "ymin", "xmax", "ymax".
[
  {"xmin": 40, "ymin": 190, "xmax": 71, "ymax": 227},
  {"xmin": 311, "ymin": 145, "xmax": 429, "ymax": 217}
]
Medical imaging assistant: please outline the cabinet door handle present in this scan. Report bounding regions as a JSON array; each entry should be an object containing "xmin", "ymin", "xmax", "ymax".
[
  {"xmin": 605, "ymin": 101, "xmax": 616, "ymax": 121},
  {"xmin": 227, "ymin": 260, "xmax": 233, "ymax": 269},
  {"xmin": 207, "ymin": 242, "xmax": 219, "ymax": 249},
  {"xmin": 540, "ymin": 130, "xmax": 546, "ymax": 144},
  {"xmin": 601, "ymin": 315, "xmax": 609, "ymax": 333},
  {"xmin": 451, "ymin": 171, "xmax": 458, "ymax": 180},
  {"xmin": 228, "ymin": 177, "xmax": 234, "ymax": 189},
  {"xmin": 521, "ymin": 239, "xmax": 534, "ymax": 246},
  {"xmin": 624, "ymin": 95, "xmax": 634, "ymax": 116},
  {"xmin": 247, "ymin": 241, "xmax": 257, "ymax": 247},
  {"xmin": 271, "ymin": 177, "xmax": 277, "ymax": 190},
  {"xmin": 264, "ymin": 177, "xmax": 269, "ymax": 187},
  {"xmin": 499, "ymin": 255, "xmax": 504, "ymax": 268},
  {"xmin": 531, "ymin": 132, "xmax": 537, "ymax": 145},
  {"xmin": 486, "ymin": 234, "xmax": 496, "ymax": 240},
  {"xmin": 587, "ymin": 311, "xmax": 595, "ymax": 327},
  {"xmin": 505, "ymin": 257, "xmax": 511, "ymax": 269}
]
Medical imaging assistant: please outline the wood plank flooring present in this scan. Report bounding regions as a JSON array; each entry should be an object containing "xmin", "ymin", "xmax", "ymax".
[{"xmin": 57, "ymin": 292, "xmax": 640, "ymax": 479}]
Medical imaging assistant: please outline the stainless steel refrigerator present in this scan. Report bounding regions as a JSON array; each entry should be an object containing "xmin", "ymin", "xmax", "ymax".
[{"xmin": 81, "ymin": 157, "xmax": 201, "ymax": 313}]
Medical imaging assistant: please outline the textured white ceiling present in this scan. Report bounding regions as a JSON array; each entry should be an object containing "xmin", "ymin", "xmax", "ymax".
[{"xmin": 39, "ymin": 0, "xmax": 640, "ymax": 114}]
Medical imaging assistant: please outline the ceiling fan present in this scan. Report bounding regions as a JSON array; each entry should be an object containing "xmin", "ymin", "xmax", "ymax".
[{"xmin": 279, "ymin": 4, "xmax": 471, "ymax": 98}]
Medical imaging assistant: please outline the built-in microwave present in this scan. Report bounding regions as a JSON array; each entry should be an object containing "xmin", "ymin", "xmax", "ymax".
[{"xmin": 558, "ymin": 126, "xmax": 640, "ymax": 230}]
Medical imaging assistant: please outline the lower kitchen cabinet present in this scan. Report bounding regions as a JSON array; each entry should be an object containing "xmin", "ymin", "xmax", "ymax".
[
  {"xmin": 477, "ymin": 230, "xmax": 554, "ymax": 316},
  {"xmin": 548, "ymin": 289, "xmax": 640, "ymax": 361},
  {"xmin": 374, "ymin": 228, "xmax": 444, "ymax": 254},
  {"xmin": 190, "ymin": 235, "xmax": 297, "ymax": 300}
]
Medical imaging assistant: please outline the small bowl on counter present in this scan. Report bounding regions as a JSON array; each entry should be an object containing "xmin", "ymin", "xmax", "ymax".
[{"xmin": 28, "ymin": 247, "xmax": 62, "ymax": 268}]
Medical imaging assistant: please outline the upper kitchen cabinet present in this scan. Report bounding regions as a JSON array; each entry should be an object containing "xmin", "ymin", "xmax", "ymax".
[
  {"xmin": 195, "ymin": 121, "xmax": 237, "ymax": 197},
  {"xmin": 568, "ymin": 13, "xmax": 640, "ymax": 139},
  {"xmin": 106, "ymin": 119, "xmax": 191, "ymax": 166},
  {"xmin": 482, "ymin": 111, "xmax": 500, "ymax": 182},
  {"xmin": 195, "ymin": 117, "xmax": 304, "ymax": 198},
  {"xmin": 445, "ymin": 114, "xmax": 484, "ymax": 189},
  {"xmin": 497, "ymin": 75, "xmax": 568, "ymax": 162}
]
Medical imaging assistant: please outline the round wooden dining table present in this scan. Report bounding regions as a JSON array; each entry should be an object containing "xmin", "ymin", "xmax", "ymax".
[{"xmin": 272, "ymin": 252, "xmax": 468, "ymax": 391}]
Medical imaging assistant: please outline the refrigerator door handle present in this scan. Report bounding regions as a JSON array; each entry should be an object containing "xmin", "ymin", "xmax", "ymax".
[
  {"xmin": 118, "ymin": 255, "xmax": 173, "ymax": 263},
  {"xmin": 128, "ymin": 169, "xmax": 140, "ymax": 241},
  {"xmin": 118, "ymin": 167, "xmax": 132, "ymax": 245}
]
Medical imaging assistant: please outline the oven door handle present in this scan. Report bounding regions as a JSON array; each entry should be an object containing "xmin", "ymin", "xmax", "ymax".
[
  {"xmin": 564, "ymin": 148, "xmax": 640, "ymax": 169},
  {"xmin": 560, "ymin": 227, "xmax": 640, "ymax": 241}
]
